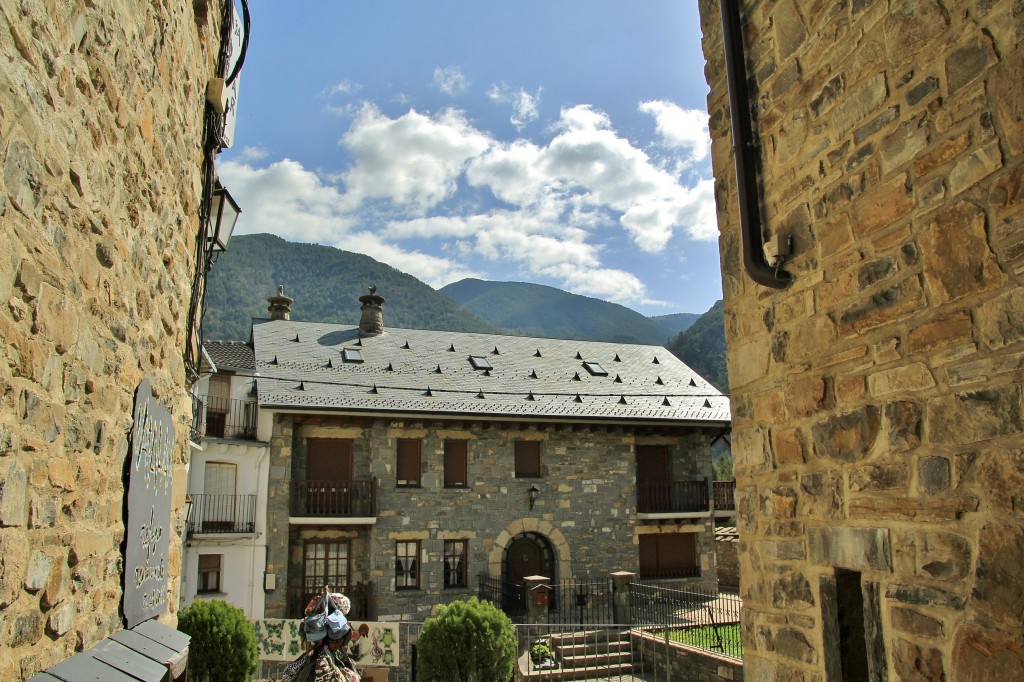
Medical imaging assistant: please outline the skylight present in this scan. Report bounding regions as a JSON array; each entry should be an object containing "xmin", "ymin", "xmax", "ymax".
[
  {"xmin": 468, "ymin": 355, "xmax": 492, "ymax": 370},
  {"xmin": 342, "ymin": 348, "xmax": 364, "ymax": 363},
  {"xmin": 582, "ymin": 361, "xmax": 608, "ymax": 376}
]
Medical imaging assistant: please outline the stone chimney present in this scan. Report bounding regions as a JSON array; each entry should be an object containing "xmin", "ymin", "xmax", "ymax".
[
  {"xmin": 358, "ymin": 286, "xmax": 385, "ymax": 335},
  {"xmin": 267, "ymin": 285, "xmax": 293, "ymax": 321}
]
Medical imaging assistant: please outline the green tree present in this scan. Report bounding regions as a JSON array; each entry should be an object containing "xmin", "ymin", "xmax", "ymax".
[
  {"xmin": 416, "ymin": 597, "xmax": 517, "ymax": 682},
  {"xmin": 177, "ymin": 599, "xmax": 259, "ymax": 682}
]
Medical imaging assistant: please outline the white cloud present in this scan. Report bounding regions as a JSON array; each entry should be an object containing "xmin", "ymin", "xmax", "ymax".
[
  {"xmin": 340, "ymin": 230, "xmax": 482, "ymax": 287},
  {"xmin": 487, "ymin": 83, "xmax": 542, "ymax": 130},
  {"xmin": 218, "ymin": 100, "xmax": 718, "ymax": 309},
  {"xmin": 218, "ymin": 158, "xmax": 357, "ymax": 244},
  {"xmin": 339, "ymin": 104, "xmax": 492, "ymax": 213},
  {"xmin": 638, "ymin": 100, "xmax": 710, "ymax": 162},
  {"xmin": 321, "ymin": 79, "xmax": 360, "ymax": 97},
  {"xmin": 433, "ymin": 66, "xmax": 468, "ymax": 96},
  {"xmin": 237, "ymin": 145, "xmax": 269, "ymax": 162}
]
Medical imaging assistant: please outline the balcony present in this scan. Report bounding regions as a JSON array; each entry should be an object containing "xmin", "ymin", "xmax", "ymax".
[
  {"xmin": 196, "ymin": 396, "xmax": 258, "ymax": 440},
  {"xmin": 285, "ymin": 583, "xmax": 375, "ymax": 620},
  {"xmin": 637, "ymin": 480, "xmax": 709, "ymax": 516},
  {"xmin": 186, "ymin": 494, "xmax": 257, "ymax": 535},
  {"xmin": 289, "ymin": 479, "xmax": 377, "ymax": 520},
  {"xmin": 713, "ymin": 480, "xmax": 736, "ymax": 512}
]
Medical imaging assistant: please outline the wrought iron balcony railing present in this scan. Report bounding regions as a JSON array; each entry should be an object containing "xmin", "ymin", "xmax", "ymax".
[
  {"xmin": 186, "ymin": 494, "xmax": 257, "ymax": 535},
  {"xmin": 636, "ymin": 479, "xmax": 710, "ymax": 514},
  {"xmin": 190, "ymin": 394, "xmax": 204, "ymax": 443},
  {"xmin": 195, "ymin": 396, "xmax": 258, "ymax": 440},
  {"xmin": 713, "ymin": 480, "xmax": 736, "ymax": 511},
  {"xmin": 285, "ymin": 583, "xmax": 374, "ymax": 620},
  {"xmin": 289, "ymin": 479, "xmax": 377, "ymax": 518}
]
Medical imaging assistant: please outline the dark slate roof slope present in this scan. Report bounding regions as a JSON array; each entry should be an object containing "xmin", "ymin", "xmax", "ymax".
[
  {"xmin": 204, "ymin": 341, "xmax": 255, "ymax": 371},
  {"xmin": 251, "ymin": 320, "xmax": 730, "ymax": 425}
]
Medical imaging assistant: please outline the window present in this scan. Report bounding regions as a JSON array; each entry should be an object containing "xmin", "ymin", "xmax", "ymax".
[
  {"xmin": 198, "ymin": 554, "xmax": 222, "ymax": 593},
  {"xmin": 514, "ymin": 441, "xmax": 541, "ymax": 478},
  {"xmin": 468, "ymin": 355, "xmax": 492, "ymax": 370},
  {"xmin": 638, "ymin": 533, "xmax": 699, "ymax": 579},
  {"xmin": 395, "ymin": 541, "xmax": 420, "ymax": 589},
  {"xmin": 396, "ymin": 439, "xmax": 421, "ymax": 487},
  {"xmin": 303, "ymin": 540, "xmax": 350, "ymax": 593},
  {"xmin": 202, "ymin": 462, "xmax": 237, "ymax": 531},
  {"xmin": 205, "ymin": 374, "xmax": 231, "ymax": 437},
  {"xmin": 582, "ymin": 361, "xmax": 608, "ymax": 376},
  {"xmin": 444, "ymin": 440, "xmax": 468, "ymax": 488},
  {"xmin": 444, "ymin": 540, "xmax": 468, "ymax": 588},
  {"xmin": 342, "ymin": 348, "xmax": 363, "ymax": 363}
]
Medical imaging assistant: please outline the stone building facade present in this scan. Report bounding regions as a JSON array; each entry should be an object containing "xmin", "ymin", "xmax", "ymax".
[
  {"xmin": 245, "ymin": 293, "xmax": 733, "ymax": 624},
  {"xmin": 1, "ymin": 2, "xmax": 228, "ymax": 678},
  {"xmin": 697, "ymin": 0, "xmax": 1023, "ymax": 679}
]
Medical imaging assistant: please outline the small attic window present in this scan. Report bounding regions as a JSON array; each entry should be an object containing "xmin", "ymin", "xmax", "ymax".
[
  {"xmin": 342, "ymin": 348, "xmax": 364, "ymax": 363},
  {"xmin": 468, "ymin": 356, "xmax": 492, "ymax": 371},
  {"xmin": 582, "ymin": 361, "xmax": 608, "ymax": 377}
]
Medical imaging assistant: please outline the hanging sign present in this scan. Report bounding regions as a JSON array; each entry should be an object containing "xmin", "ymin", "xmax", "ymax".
[
  {"xmin": 123, "ymin": 379, "xmax": 175, "ymax": 628},
  {"xmin": 220, "ymin": 4, "xmax": 244, "ymax": 148}
]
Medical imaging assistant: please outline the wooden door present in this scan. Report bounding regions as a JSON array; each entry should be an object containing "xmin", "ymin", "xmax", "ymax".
[
  {"xmin": 306, "ymin": 439, "xmax": 353, "ymax": 514},
  {"xmin": 636, "ymin": 445, "xmax": 670, "ymax": 512}
]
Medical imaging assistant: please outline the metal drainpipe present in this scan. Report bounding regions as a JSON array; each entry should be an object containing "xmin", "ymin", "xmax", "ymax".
[{"xmin": 720, "ymin": 0, "xmax": 792, "ymax": 289}]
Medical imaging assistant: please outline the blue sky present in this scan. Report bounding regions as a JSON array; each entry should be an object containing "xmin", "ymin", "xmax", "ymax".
[{"xmin": 220, "ymin": 1, "xmax": 722, "ymax": 316}]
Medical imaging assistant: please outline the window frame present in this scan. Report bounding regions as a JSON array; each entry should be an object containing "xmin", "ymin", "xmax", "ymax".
[
  {"xmin": 443, "ymin": 439, "xmax": 468, "ymax": 488},
  {"xmin": 395, "ymin": 540, "xmax": 420, "ymax": 590},
  {"xmin": 396, "ymin": 438, "xmax": 422, "ymax": 487},
  {"xmin": 443, "ymin": 539, "xmax": 469, "ymax": 589},
  {"xmin": 514, "ymin": 440, "xmax": 542, "ymax": 478},
  {"xmin": 468, "ymin": 355, "xmax": 493, "ymax": 370},
  {"xmin": 197, "ymin": 554, "xmax": 222, "ymax": 594},
  {"xmin": 302, "ymin": 539, "xmax": 351, "ymax": 592}
]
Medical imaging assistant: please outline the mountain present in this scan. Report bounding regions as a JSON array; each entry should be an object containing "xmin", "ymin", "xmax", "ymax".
[
  {"xmin": 439, "ymin": 279, "xmax": 673, "ymax": 345},
  {"xmin": 202, "ymin": 234, "xmax": 501, "ymax": 341},
  {"xmin": 203, "ymin": 237, "xmax": 729, "ymax": 392},
  {"xmin": 649, "ymin": 312, "xmax": 700, "ymax": 336},
  {"xmin": 666, "ymin": 299, "xmax": 729, "ymax": 392}
]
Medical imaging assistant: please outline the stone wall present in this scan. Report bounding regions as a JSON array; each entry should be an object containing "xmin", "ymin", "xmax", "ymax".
[
  {"xmin": 633, "ymin": 631, "xmax": 744, "ymax": 682},
  {"xmin": 698, "ymin": 0, "xmax": 1023, "ymax": 679},
  {"xmin": 0, "ymin": 2, "xmax": 220, "ymax": 677},
  {"xmin": 262, "ymin": 415, "xmax": 720, "ymax": 620}
]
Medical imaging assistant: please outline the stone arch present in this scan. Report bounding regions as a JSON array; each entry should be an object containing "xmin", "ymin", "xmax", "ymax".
[{"xmin": 487, "ymin": 518, "xmax": 571, "ymax": 578}]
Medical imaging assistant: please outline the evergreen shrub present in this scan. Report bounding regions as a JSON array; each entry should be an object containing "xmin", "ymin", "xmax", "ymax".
[
  {"xmin": 416, "ymin": 597, "xmax": 516, "ymax": 682},
  {"xmin": 177, "ymin": 599, "xmax": 259, "ymax": 682}
]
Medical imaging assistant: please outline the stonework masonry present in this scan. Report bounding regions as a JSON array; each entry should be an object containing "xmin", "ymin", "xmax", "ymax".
[
  {"xmin": 698, "ymin": 0, "xmax": 1023, "ymax": 679},
  {"xmin": 1, "ymin": 2, "xmax": 221, "ymax": 678},
  {"xmin": 263, "ymin": 414, "xmax": 720, "ymax": 621}
]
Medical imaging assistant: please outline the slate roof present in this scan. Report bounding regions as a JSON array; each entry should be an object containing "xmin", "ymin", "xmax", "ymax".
[
  {"xmin": 204, "ymin": 340, "xmax": 256, "ymax": 371},
  {"xmin": 251, "ymin": 319, "xmax": 730, "ymax": 426}
]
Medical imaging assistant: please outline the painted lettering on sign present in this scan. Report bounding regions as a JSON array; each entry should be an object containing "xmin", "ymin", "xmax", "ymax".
[{"xmin": 124, "ymin": 380, "xmax": 175, "ymax": 628}]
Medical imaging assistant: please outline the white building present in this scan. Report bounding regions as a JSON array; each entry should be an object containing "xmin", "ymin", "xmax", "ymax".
[{"xmin": 182, "ymin": 341, "xmax": 272, "ymax": 619}]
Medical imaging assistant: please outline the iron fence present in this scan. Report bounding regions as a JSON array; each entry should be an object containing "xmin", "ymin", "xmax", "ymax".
[
  {"xmin": 185, "ymin": 493, "xmax": 256, "ymax": 535},
  {"xmin": 395, "ymin": 621, "xmax": 740, "ymax": 682},
  {"xmin": 197, "ymin": 395, "xmax": 258, "ymax": 440},
  {"xmin": 478, "ymin": 573, "xmax": 527, "ymax": 622},
  {"xmin": 713, "ymin": 480, "xmax": 736, "ymax": 510},
  {"xmin": 630, "ymin": 582, "xmax": 743, "ymax": 660},
  {"xmin": 288, "ymin": 479, "xmax": 377, "ymax": 518},
  {"xmin": 636, "ymin": 479, "xmax": 709, "ymax": 514},
  {"xmin": 284, "ymin": 582, "xmax": 375, "ymax": 620}
]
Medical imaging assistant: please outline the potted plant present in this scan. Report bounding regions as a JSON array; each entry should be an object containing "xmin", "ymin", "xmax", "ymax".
[{"xmin": 530, "ymin": 640, "xmax": 557, "ymax": 669}]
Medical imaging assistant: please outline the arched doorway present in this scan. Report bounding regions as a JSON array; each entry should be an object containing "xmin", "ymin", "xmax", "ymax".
[{"xmin": 503, "ymin": 532, "xmax": 557, "ymax": 585}]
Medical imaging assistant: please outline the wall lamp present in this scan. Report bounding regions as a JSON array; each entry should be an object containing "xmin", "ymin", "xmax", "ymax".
[
  {"xmin": 528, "ymin": 485, "xmax": 540, "ymax": 511},
  {"xmin": 208, "ymin": 181, "xmax": 241, "ymax": 253}
]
